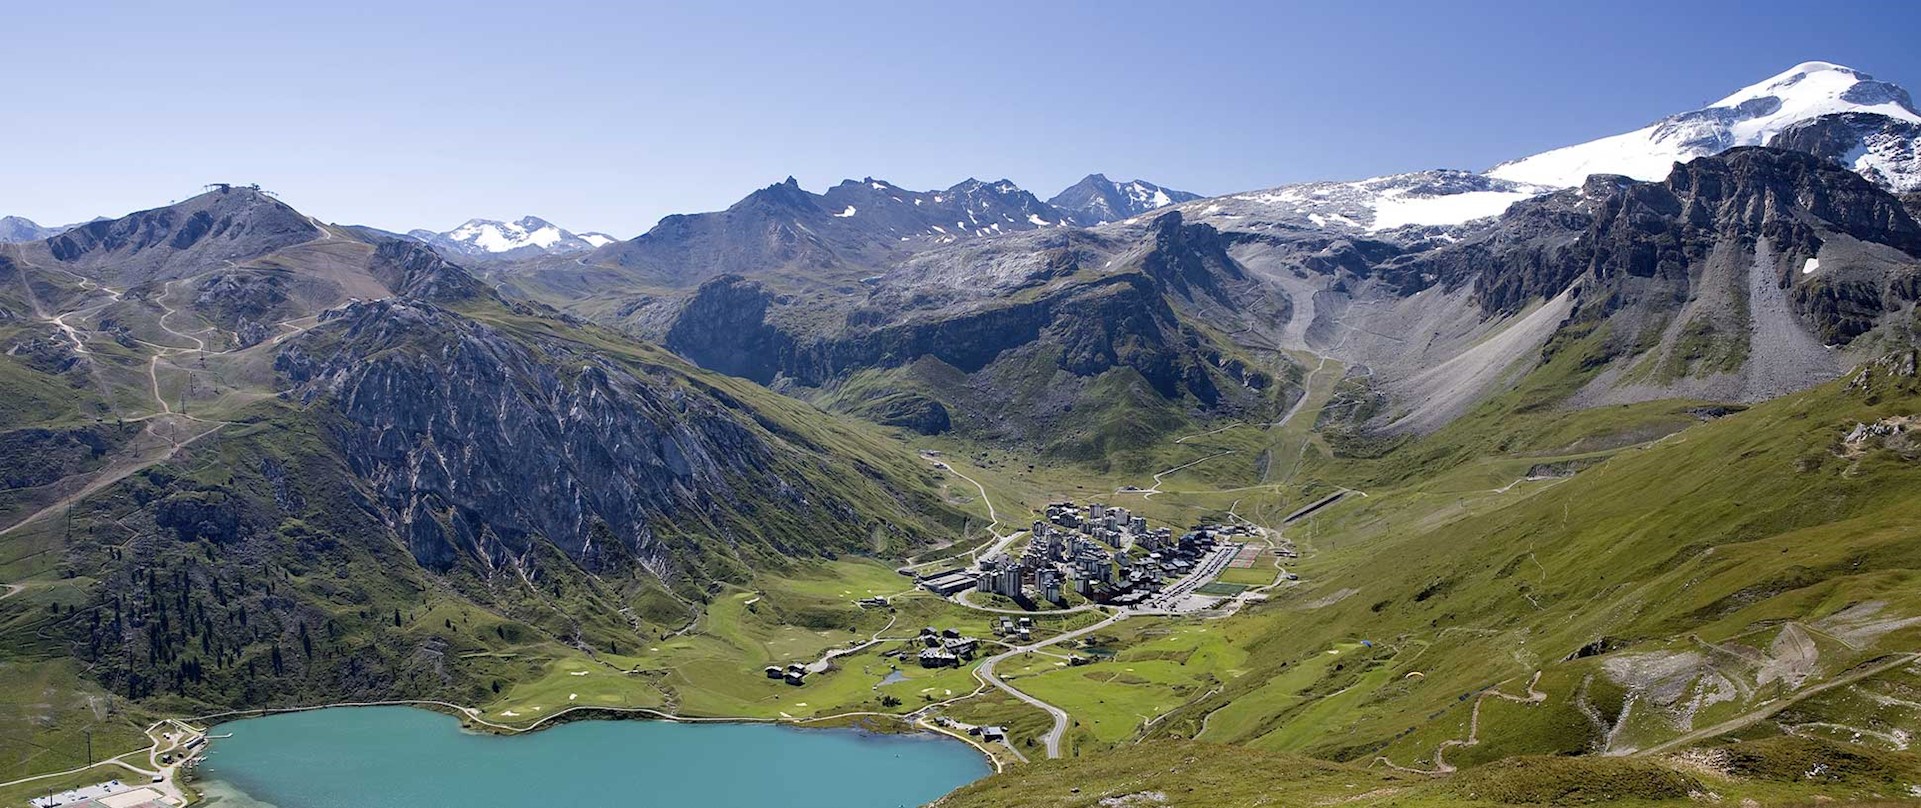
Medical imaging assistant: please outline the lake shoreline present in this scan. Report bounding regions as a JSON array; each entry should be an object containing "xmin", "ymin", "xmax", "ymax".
[
  {"xmin": 178, "ymin": 696, "xmax": 999, "ymax": 766},
  {"xmin": 192, "ymin": 705, "xmax": 992, "ymax": 808}
]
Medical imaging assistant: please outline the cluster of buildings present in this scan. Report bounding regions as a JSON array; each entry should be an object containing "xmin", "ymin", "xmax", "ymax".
[
  {"xmin": 916, "ymin": 501, "xmax": 1246, "ymax": 609},
  {"xmin": 765, "ymin": 662, "xmax": 812, "ymax": 686},
  {"xmin": 1045, "ymin": 502, "xmax": 1155, "ymax": 543},
  {"xmin": 993, "ymin": 615, "xmax": 1036, "ymax": 642},
  {"xmin": 970, "ymin": 501, "xmax": 1176, "ymax": 604},
  {"xmin": 930, "ymin": 715, "xmax": 1007, "ymax": 742},
  {"xmin": 916, "ymin": 627, "xmax": 981, "ymax": 668},
  {"xmin": 1103, "ymin": 525, "xmax": 1230, "ymax": 607}
]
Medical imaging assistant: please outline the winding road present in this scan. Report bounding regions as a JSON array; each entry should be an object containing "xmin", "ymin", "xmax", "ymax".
[{"xmin": 974, "ymin": 611, "xmax": 1128, "ymax": 758}]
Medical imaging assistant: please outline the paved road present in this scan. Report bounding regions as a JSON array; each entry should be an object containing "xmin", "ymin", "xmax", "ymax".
[{"xmin": 973, "ymin": 612, "xmax": 1128, "ymax": 758}]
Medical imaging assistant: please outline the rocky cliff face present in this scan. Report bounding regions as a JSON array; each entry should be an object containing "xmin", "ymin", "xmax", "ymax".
[
  {"xmin": 366, "ymin": 238, "xmax": 500, "ymax": 304},
  {"xmin": 1379, "ymin": 147, "xmax": 1921, "ymax": 407},
  {"xmin": 276, "ymin": 297, "xmax": 949, "ymax": 576},
  {"xmin": 1134, "ymin": 211, "xmax": 1247, "ymax": 303},
  {"xmin": 668, "ymin": 269, "xmax": 1231, "ymax": 397},
  {"xmin": 1397, "ymin": 148, "xmax": 1921, "ymax": 321}
]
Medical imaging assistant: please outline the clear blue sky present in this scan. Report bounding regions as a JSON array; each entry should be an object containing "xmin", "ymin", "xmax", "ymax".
[{"xmin": 5, "ymin": 0, "xmax": 1919, "ymax": 236}]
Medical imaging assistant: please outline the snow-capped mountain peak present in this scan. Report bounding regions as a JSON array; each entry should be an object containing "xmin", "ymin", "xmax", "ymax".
[
  {"xmin": 1049, "ymin": 174, "xmax": 1201, "ymax": 226},
  {"xmin": 410, "ymin": 216, "xmax": 616, "ymax": 260},
  {"xmin": 1489, "ymin": 62, "xmax": 1921, "ymax": 188},
  {"xmin": 1710, "ymin": 62, "xmax": 1915, "ymax": 115},
  {"xmin": 450, "ymin": 217, "xmax": 565, "ymax": 251}
]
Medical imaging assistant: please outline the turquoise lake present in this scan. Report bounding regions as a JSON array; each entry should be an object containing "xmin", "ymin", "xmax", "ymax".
[{"xmin": 196, "ymin": 706, "xmax": 990, "ymax": 808}]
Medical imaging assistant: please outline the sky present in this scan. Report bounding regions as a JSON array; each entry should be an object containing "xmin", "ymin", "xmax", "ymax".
[{"xmin": 6, "ymin": 0, "xmax": 1921, "ymax": 236}]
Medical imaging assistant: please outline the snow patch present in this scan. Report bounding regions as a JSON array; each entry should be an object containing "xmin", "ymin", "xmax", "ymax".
[
  {"xmin": 834, "ymin": 206, "xmax": 857, "ymax": 218},
  {"xmin": 1369, "ymin": 190, "xmax": 1535, "ymax": 231}
]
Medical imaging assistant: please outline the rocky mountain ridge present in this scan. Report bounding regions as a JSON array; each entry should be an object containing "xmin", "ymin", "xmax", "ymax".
[
  {"xmin": 1047, "ymin": 174, "xmax": 1200, "ymax": 225},
  {"xmin": 657, "ymin": 210, "xmax": 1287, "ymax": 457}
]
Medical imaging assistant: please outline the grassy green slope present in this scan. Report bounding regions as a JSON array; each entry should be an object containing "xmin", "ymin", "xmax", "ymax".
[
  {"xmin": 934, "ymin": 735, "xmax": 1921, "ymax": 808},
  {"xmin": 1137, "ymin": 353, "xmax": 1921, "ymax": 771}
]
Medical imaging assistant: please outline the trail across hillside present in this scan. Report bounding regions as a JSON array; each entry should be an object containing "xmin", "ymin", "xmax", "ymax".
[
  {"xmin": 1376, "ymin": 671, "xmax": 1547, "ymax": 775},
  {"xmin": 0, "ymin": 239, "xmax": 344, "ymax": 540},
  {"xmin": 1132, "ymin": 450, "xmax": 1238, "ymax": 499}
]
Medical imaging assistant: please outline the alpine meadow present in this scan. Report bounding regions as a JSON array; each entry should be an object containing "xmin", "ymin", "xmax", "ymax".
[{"xmin": 4, "ymin": 5, "xmax": 1921, "ymax": 808}]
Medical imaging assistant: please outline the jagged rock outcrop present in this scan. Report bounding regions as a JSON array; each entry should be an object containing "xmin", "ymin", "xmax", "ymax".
[
  {"xmin": 1136, "ymin": 211, "xmax": 1246, "ymax": 303},
  {"xmin": 367, "ymin": 238, "xmax": 498, "ymax": 304},
  {"xmin": 1771, "ymin": 112, "xmax": 1921, "ymax": 193}
]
